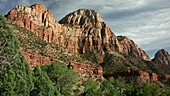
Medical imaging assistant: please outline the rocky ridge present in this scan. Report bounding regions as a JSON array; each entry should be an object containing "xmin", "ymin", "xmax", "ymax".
[
  {"xmin": 6, "ymin": 4, "xmax": 150, "ymax": 60},
  {"xmin": 152, "ymin": 49, "xmax": 170, "ymax": 65}
]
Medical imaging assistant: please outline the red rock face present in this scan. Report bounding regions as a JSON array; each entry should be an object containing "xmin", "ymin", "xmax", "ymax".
[
  {"xmin": 150, "ymin": 73, "xmax": 158, "ymax": 82},
  {"xmin": 136, "ymin": 71, "xmax": 150, "ymax": 82},
  {"xmin": 22, "ymin": 51, "xmax": 54, "ymax": 67},
  {"xmin": 6, "ymin": 4, "xmax": 150, "ymax": 60},
  {"xmin": 152, "ymin": 49, "xmax": 170, "ymax": 65},
  {"xmin": 116, "ymin": 36, "xmax": 150, "ymax": 61},
  {"xmin": 103, "ymin": 70, "xmax": 158, "ymax": 82},
  {"xmin": 67, "ymin": 61, "xmax": 103, "ymax": 75}
]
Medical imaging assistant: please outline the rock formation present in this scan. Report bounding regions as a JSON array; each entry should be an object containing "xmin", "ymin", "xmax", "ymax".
[
  {"xmin": 150, "ymin": 73, "xmax": 158, "ymax": 82},
  {"xmin": 6, "ymin": 4, "xmax": 150, "ymax": 60},
  {"xmin": 152, "ymin": 49, "xmax": 170, "ymax": 65},
  {"xmin": 103, "ymin": 70, "xmax": 158, "ymax": 82},
  {"xmin": 23, "ymin": 51, "xmax": 54, "ymax": 67},
  {"xmin": 6, "ymin": 4, "xmax": 61, "ymax": 43},
  {"xmin": 117, "ymin": 36, "xmax": 150, "ymax": 61},
  {"xmin": 67, "ymin": 61, "xmax": 103, "ymax": 75}
]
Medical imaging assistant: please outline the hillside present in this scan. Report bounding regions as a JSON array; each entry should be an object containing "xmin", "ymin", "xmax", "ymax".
[{"xmin": 0, "ymin": 3, "xmax": 170, "ymax": 95}]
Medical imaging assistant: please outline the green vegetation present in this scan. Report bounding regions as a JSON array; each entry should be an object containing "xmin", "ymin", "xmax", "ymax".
[
  {"xmin": 0, "ymin": 14, "xmax": 20, "ymax": 71},
  {"xmin": 81, "ymin": 77, "xmax": 170, "ymax": 96},
  {"xmin": 41, "ymin": 62, "xmax": 80, "ymax": 95},
  {"xmin": 102, "ymin": 52, "xmax": 153, "ymax": 73},
  {"xmin": 0, "ymin": 14, "xmax": 34, "ymax": 95},
  {"xmin": 80, "ymin": 51, "xmax": 101, "ymax": 64}
]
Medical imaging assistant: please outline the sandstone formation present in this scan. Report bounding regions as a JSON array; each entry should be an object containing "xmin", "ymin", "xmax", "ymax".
[
  {"xmin": 59, "ymin": 9, "xmax": 118, "ymax": 54},
  {"xmin": 117, "ymin": 36, "xmax": 150, "ymax": 61},
  {"xmin": 6, "ymin": 4, "xmax": 61, "ymax": 43},
  {"xmin": 67, "ymin": 61, "xmax": 103, "ymax": 75},
  {"xmin": 150, "ymin": 73, "xmax": 158, "ymax": 82},
  {"xmin": 23, "ymin": 51, "xmax": 54, "ymax": 67},
  {"xmin": 152, "ymin": 49, "xmax": 170, "ymax": 65},
  {"xmin": 103, "ymin": 70, "xmax": 158, "ymax": 82},
  {"xmin": 6, "ymin": 4, "xmax": 150, "ymax": 60}
]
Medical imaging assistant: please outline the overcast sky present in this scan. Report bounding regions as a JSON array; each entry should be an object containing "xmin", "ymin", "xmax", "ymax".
[{"xmin": 0, "ymin": 0, "xmax": 170, "ymax": 58}]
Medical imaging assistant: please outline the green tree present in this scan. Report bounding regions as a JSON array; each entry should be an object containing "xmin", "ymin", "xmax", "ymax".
[
  {"xmin": 0, "ymin": 15, "xmax": 34, "ymax": 95},
  {"xmin": 0, "ymin": 14, "xmax": 20, "ymax": 71},
  {"xmin": 31, "ymin": 67, "xmax": 57, "ymax": 96},
  {"xmin": 81, "ymin": 77, "xmax": 101, "ymax": 96},
  {"xmin": 100, "ymin": 77, "xmax": 126, "ymax": 96},
  {"xmin": 41, "ymin": 62, "xmax": 80, "ymax": 95},
  {"xmin": 0, "ymin": 58, "xmax": 34, "ymax": 96},
  {"xmin": 124, "ymin": 82, "xmax": 170, "ymax": 96}
]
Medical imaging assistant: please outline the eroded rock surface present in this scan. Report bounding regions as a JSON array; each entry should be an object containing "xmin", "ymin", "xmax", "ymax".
[
  {"xmin": 23, "ymin": 51, "xmax": 54, "ymax": 67},
  {"xmin": 152, "ymin": 49, "xmax": 170, "ymax": 65},
  {"xmin": 6, "ymin": 4, "xmax": 150, "ymax": 60},
  {"xmin": 67, "ymin": 61, "xmax": 103, "ymax": 75}
]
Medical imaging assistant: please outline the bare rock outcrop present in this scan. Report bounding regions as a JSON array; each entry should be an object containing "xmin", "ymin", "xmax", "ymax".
[
  {"xmin": 152, "ymin": 49, "xmax": 170, "ymax": 65},
  {"xmin": 150, "ymin": 73, "xmax": 158, "ymax": 82},
  {"xmin": 23, "ymin": 51, "xmax": 54, "ymax": 67},
  {"xmin": 6, "ymin": 4, "xmax": 61, "ymax": 43},
  {"xmin": 59, "ymin": 9, "xmax": 118, "ymax": 54},
  {"xmin": 67, "ymin": 61, "xmax": 103, "ymax": 75},
  {"xmin": 117, "ymin": 36, "xmax": 150, "ymax": 60},
  {"xmin": 6, "ymin": 4, "xmax": 149, "ymax": 60},
  {"xmin": 59, "ymin": 9, "xmax": 150, "ymax": 60}
]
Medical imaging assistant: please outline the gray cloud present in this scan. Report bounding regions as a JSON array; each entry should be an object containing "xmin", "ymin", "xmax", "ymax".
[{"xmin": 0, "ymin": 0, "xmax": 170, "ymax": 57}]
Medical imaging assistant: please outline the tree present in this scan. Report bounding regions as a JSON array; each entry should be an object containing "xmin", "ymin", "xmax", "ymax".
[
  {"xmin": 31, "ymin": 67, "xmax": 57, "ymax": 96},
  {"xmin": 41, "ymin": 62, "xmax": 80, "ymax": 95},
  {"xmin": 124, "ymin": 82, "xmax": 170, "ymax": 96},
  {"xmin": 100, "ymin": 77, "xmax": 126, "ymax": 96},
  {"xmin": 81, "ymin": 77, "xmax": 101, "ymax": 96},
  {"xmin": 0, "ymin": 14, "xmax": 20, "ymax": 71},
  {"xmin": 0, "ymin": 14, "xmax": 34, "ymax": 95},
  {"xmin": 0, "ymin": 59, "xmax": 34, "ymax": 96}
]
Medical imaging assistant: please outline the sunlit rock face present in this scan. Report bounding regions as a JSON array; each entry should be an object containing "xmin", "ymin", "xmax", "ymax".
[{"xmin": 6, "ymin": 4, "xmax": 150, "ymax": 60}]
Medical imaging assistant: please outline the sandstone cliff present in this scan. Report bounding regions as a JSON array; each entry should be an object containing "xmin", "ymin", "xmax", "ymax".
[
  {"xmin": 59, "ymin": 9, "xmax": 118, "ymax": 54},
  {"xmin": 22, "ymin": 51, "xmax": 54, "ymax": 67},
  {"xmin": 6, "ymin": 4, "xmax": 150, "ymax": 60},
  {"xmin": 152, "ymin": 49, "xmax": 170, "ymax": 65},
  {"xmin": 59, "ymin": 9, "xmax": 150, "ymax": 60},
  {"xmin": 67, "ymin": 61, "xmax": 103, "ymax": 75},
  {"xmin": 117, "ymin": 36, "xmax": 150, "ymax": 61}
]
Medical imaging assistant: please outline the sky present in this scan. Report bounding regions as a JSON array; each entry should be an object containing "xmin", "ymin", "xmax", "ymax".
[{"xmin": 0, "ymin": 0, "xmax": 170, "ymax": 58}]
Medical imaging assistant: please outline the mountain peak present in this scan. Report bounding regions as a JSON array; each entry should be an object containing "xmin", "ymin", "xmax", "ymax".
[
  {"xmin": 59, "ymin": 9, "xmax": 103, "ymax": 28},
  {"xmin": 31, "ymin": 3, "xmax": 46, "ymax": 8},
  {"xmin": 6, "ymin": 3, "xmax": 149, "ymax": 60},
  {"xmin": 152, "ymin": 49, "xmax": 170, "ymax": 65},
  {"xmin": 6, "ymin": 3, "xmax": 57, "ymax": 32},
  {"xmin": 30, "ymin": 3, "xmax": 47, "ymax": 11}
]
